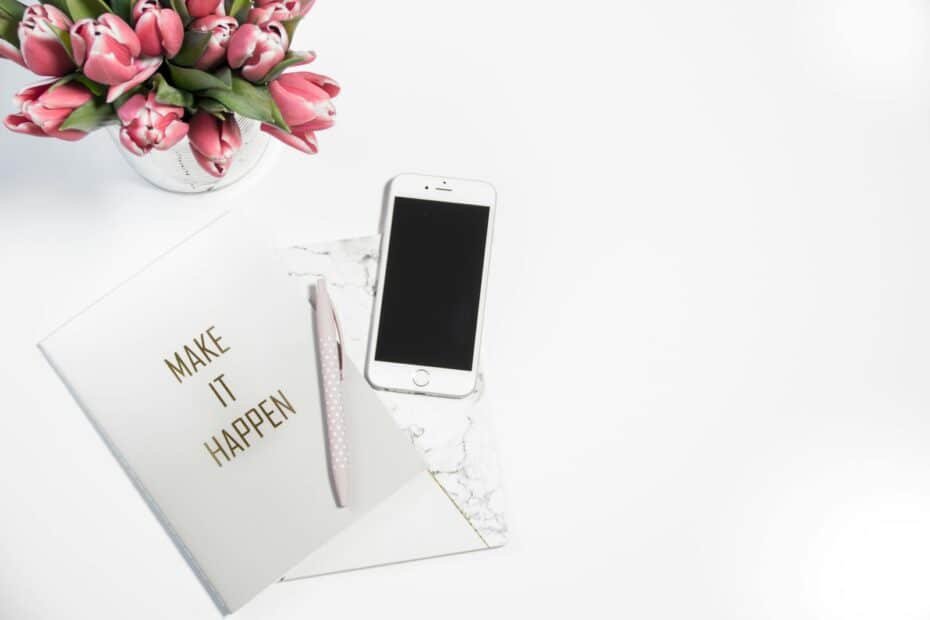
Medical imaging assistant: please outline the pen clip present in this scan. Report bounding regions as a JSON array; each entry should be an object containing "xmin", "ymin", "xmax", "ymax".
[
  {"xmin": 330, "ymin": 291, "xmax": 345, "ymax": 382},
  {"xmin": 314, "ymin": 278, "xmax": 345, "ymax": 381}
]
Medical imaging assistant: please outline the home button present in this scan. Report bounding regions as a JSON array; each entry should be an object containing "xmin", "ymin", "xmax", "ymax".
[{"xmin": 412, "ymin": 369, "xmax": 430, "ymax": 387}]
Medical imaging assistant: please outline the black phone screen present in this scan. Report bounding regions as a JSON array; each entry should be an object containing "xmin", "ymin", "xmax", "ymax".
[{"xmin": 374, "ymin": 197, "xmax": 490, "ymax": 370}]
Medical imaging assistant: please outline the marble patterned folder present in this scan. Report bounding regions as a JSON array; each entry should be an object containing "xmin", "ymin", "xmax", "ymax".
[{"xmin": 279, "ymin": 235, "xmax": 508, "ymax": 580}]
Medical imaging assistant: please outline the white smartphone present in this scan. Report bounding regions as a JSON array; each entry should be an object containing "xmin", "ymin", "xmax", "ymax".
[{"xmin": 366, "ymin": 173, "xmax": 496, "ymax": 398}]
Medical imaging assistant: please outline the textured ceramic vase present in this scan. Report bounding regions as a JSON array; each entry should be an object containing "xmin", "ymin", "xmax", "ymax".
[{"xmin": 108, "ymin": 116, "xmax": 270, "ymax": 193}]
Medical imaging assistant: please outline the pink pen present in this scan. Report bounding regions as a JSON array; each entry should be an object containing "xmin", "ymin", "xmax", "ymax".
[{"xmin": 312, "ymin": 278, "xmax": 348, "ymax": 508}]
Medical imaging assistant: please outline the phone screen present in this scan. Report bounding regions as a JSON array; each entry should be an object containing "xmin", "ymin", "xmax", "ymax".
[{"xmin": 375, "ymin": 196, "xmax": 491, "ymax": 370}]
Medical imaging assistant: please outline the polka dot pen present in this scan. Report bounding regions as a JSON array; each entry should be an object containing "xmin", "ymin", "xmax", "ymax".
[{"xmin": 311, "ymin": 278, "xmax": 349, "ymax": 508}]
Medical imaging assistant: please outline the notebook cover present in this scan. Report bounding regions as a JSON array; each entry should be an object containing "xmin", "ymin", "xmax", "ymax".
[{"xmin": 39, "ymin": 214, "xmax": 425, "ymax": 613}]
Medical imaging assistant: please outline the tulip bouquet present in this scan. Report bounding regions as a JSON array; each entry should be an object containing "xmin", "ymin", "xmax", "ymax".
[{"xmin": 0, "ymin": 0, "xmax": 338, "ymax": 177}]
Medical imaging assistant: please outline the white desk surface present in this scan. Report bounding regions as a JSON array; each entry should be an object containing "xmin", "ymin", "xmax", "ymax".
[{"xmin": 3, "ymin": 1, "xmax": 930, "ymax": 618}]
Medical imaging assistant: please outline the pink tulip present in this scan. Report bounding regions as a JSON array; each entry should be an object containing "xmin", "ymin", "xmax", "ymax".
[
  {"xmin": 17, "ymin": 4, "xmax": 75, "ymax": 77},
  {"xmin": 70, "ymin": 15, "xmax": 162, "ymax": 102},
  {"xmin": 248, "ymin": 0, "xmax": 314, "ymax": 24},
  {"xmin": 227, "ymin": 21, "xmax": 288, "ymax": 82},
  {"xmin": 189, "ymin": 16, "xmax": 238, "ymax": 70},
  {"xmin": 188, "ymin": 112, "xmax": 241, "ymax": 177},
  {"xmin": 70, "ymin": 15, "xmax": 139, "ymax": 83},
  {"xmin": 132, "ymin": 0, "xmax": 184, "ymax": 58},
  {"xmin": 186, "ymin": 0, "xmax": 223, "ymax": 19},
  {"xmin": 117, "ymin": 91, "xmax": 188, "ymax": 156},
  {"xmin": 4, "ymin": 81, "xmax": 93, "ymax": 141},
  {"xmin": 261, "ymin": 71, "xmax": 338, "ymax": 154}
]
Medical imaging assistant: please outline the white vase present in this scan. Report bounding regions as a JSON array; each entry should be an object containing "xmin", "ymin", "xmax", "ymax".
[{"xmin": 108, "ymin": 116, "xmax": 271, "ymax": 194}]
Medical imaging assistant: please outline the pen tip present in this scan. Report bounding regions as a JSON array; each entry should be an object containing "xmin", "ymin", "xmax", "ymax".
[{"xmin": 332, "ymin": 468, "xmax": 348, "ymax": 508}]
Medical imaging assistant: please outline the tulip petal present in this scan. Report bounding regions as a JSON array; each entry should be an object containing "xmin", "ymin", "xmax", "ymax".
[
  {"xmin": 190, "ymin": 146, "xmax": 228, "ymax": 177},
  {"xmin": 5, "ymin": 112, "xmax": 86, "ymax": 141},
  {"xmin": 261, "ymin": 122, "xmax": 317, "ymax": 154},
  {"xmin": 191, "ymin": 15, "xmax": 239, "ymax": 69},
  {"xmin": 226, "ymin": 23, "xmax": 258, "ymax": 69},
  {"xmin": 106, "ymin": 56, "xmax": 162, "ymax": 103},
  {"xmin": 299, "ymin": 0, "xmax": 316, "ymax": 16},
  {"xmin": 304, "ymin": 72, "xmax": 340, "ymax": 98},
  {"xmin": 58, "ymin": 129, "xmax": 89, "ymax": 141},
  {"xmin": 81, "ymin": 35, "xmax": 139, "ymax": 84},
  {"xmin": 187, "ymin": 0, "xmax": 223, "ymax": 19},
  {"xmin": 41, "ymin": 5, "xmax": 73, "ymax": 29},
  {"xmin": 188, "ymin": 111, "xmax": 222, "ymax": 157},
  {"xmin": 246, "ymin": 6, "xmax": 272, "ymax": 24},
  {"xmin": 38, "ymin": 83, "xmax": 93, "ymax": 111},
  {"xmin": 5, "ymin": 114, "xmax": 47, "ymax": 137},
  {"xmin": 100, "ymin": 13, "xmax": 142, "ymax": 58},
  {"xmin": 0, "ymin": 39, "xmax": 26, "ymax": 68},
  {"xmin": 119, "ymin": 127, "xmax": 146, "ymax": 155},
  {"xmin": 69, "ymin": 19, "xmax": 91, "ymax": 66},
  {"xmin": 134, "ymin": 13, "xmax": 162, "ymax": 57},
  {"xmin": 20, "ymin": 31, "xmax": 72, "ymax": 76},
  {"xmin": 241, "ymin": 46, "xmax": 281, "ymax": 81},
  {"xmin": 220, "ymin": 116, "xmax": 242, "ymax": 151},
  {"xmin": 132, "ymin": 0, "xmax": 150, "ymax": 23},
  {"xmin": 157, "ymin": 10, "xmax": 184, "ymax": 58},
  {"xmin": 157, "ymin": 118, "xmax": 189, "ymax": 150},
  {"xmin": 12, "ymin": 82, "xmax": 52, "ymax": 105},
  {"xmin": 116, "ymin": 93, "xmax": 147, "ymax": 124}
]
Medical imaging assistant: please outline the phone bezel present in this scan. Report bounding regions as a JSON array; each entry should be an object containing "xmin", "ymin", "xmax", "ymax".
[{"xmin": 365, "ymin": 173, "xmax": 496, "ymax": 398}]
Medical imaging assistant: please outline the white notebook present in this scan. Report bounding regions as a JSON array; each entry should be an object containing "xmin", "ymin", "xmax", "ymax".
[{"xmin": 39, "ymin": 213, "xmax": 425, "ymax": 614}]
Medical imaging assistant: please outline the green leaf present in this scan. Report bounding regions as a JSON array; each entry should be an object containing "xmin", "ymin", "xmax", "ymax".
[
  {"xmin": 0, "ymin": 14, "xmax": 18, "ymax": 48},
  {"xmin": 0, "ymin": 0, "xmax": 26, "ymax": 21},
  {"xmin": 270, "ymin": 97, "xmax": 287, "ymax": 130},
  {"xmin": 49, "ymin": 73, "xmax": 107, "ymax": 97},
  {"xmin": 74, "ymin": 74, "xmax": 107, "ymax": 97},
  {"xmin": 261, "ymin": 51, "xmax": 314, "ymax": 84},
  {"xmin": 227, "ymin": 0, "xmax": 249, "ymax": 22},
  {"xmin": 166, "ymin": 0, "xmax": 190, "ymax": 25},
  {"xmin": 196, "ymin": 97, "xmax": 230, "ymax": 120},
  {"xmin": 152, "ymin": 73, "xmax": 194, "ymax": 109},
  {"xmin": 167, "ymin": 63, "xmax": 232, "ymax": 91},
  {"xmin": 171, "ymin": 30, "xmax": 210, "ymax": 67},
  {"xmin": 47, "ymin": 23, "xmax": 73, "ymax": 60},
  {"xmin": 110, "ymin": 0, "xmax": 132, "ymax": 22},
  {"xmin": 281, "ymin": 17, "xmax": 301, "ymax": 42},
  {"xmin": 66, "ymin": 0, "xmax": 112, "ymax": 21},
  {"xmin": 213, "ymin": 66, "xmax": 231, "ymax": 88},
  {"xmin": 204, "ymin": 77, "xmax": 289, "ymax": 130},
  {"xmin": 59, "ymin": 98, "xmax": 115, "ymax": 132},
  {"xmin": 48, "ymin": 74, "xmax": 78, "ymax": 91},
  {"xmin": 44, "ymin": 0, "xmax": 71, "ymax": 17}
]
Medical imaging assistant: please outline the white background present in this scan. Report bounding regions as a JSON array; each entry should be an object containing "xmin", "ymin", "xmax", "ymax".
[{"xmin": 3, "ymin": 0, "xmax": 930, "ymax": 618}]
